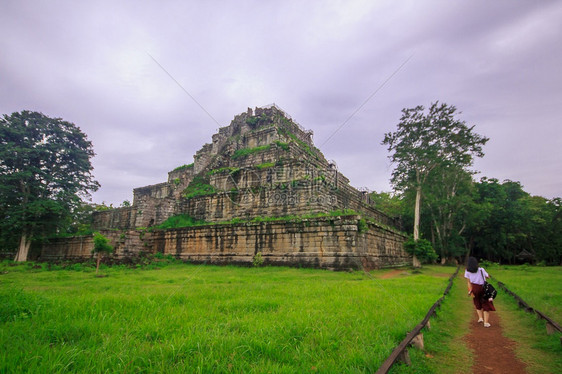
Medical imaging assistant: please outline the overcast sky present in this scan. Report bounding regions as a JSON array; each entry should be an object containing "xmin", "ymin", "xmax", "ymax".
[{"xmin": 1, "ymin": 0, "xmax": 561, "ymax": 204}]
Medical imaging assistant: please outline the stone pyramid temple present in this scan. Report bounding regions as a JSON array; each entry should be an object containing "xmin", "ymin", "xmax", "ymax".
[{"xmin": 42, "ymin": 105, "xmax": 409, "ymax": 269}]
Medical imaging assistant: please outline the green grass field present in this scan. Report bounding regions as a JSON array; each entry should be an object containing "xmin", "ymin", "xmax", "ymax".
[
  {"xmin": 488, "ymin": 265, "xmax": 562, "ymax": 322},
  {"xmin": 0, "ymin": 261, "xmax": 456, "ymax": 373}
]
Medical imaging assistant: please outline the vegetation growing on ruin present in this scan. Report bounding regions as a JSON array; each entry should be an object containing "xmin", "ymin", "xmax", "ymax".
[
  {"xmin": 245, "ymin": 113, "xmax": 270, "ymax": 127},
  {"xmin": 172, "ymin": 163, "xmax": 194, "ymax": 172},
  {"xmin": 156, "ymin": 214, "xmax": 206, "ymax": 230},
  {"xmin": 252, "ymin": 252, "xmax": 264, "ymax": 267},
  {"xmin": 231, "ymin": 145, "xmax": 271, "ymax": 160},
  {"xmin": 276, "ymin": 121, "xmax": 319, "ymax": 160},
  {"xmin": 357, "ymin": 218, "xmax": 368, "ymax": 234},
  {"xmin": 207, "ymin": 167, "xmax": 240, "ymax": 176},
  {"xmin": 255, "ymin": 162, "xmax": 275, "ymax": 170},
  {"xmin": 245, "ymin": 116, "xmax": 259, "ymax": 126},
  {"xmin": 182, "ymin": 175, "xmax": 216, "ymax": 199},
  {"xmin": 0, "ymin": 262, "xmax": 457, "ymax": 373},
  {"xmin": 273, "ymin": 140, "xmax": 290, "ymax": 151}
]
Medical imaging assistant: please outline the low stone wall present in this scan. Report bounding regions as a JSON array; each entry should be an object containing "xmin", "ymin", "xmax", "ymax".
[
  {"xmin": 92, "ymin": 207, "xmax": 136, "ymax": 230},
  {"xmin": 40, "ymin": 230, "xmax": 148, "ymax": 261},
  {"xmin": 41, "ymin": 216, "xmax": 409, "ymax": 269},
  {"xmin": 40, "ymin": 235, "xmax": 95, "ymax": 260}
]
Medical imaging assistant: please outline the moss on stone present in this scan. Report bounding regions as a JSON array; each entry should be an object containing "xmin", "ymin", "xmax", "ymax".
[{"xmin": 182, "ymin": 175, "xmax": 216, "ymax": 199}]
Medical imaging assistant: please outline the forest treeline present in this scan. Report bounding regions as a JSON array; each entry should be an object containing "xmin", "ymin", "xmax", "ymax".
[
  {"xmin": 371, "ymin": 178, "xmax": 561, "ymax": 265},
  {"xmin": 372, "ymin": 171, "xmax": 561, "ymax": 265}
]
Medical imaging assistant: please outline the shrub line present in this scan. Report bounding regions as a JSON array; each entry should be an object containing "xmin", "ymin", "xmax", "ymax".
[
  {"xmin": 496, "ymin": 280, "xmax": 562, "ymax": 344},
  {"xmin": 376, "ymin": 265, "xmax": 460, "ymax": 373}
]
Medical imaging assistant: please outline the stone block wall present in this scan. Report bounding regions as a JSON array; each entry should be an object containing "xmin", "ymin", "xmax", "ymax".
[
  {"xmin": 148, "ymin": 215, "xmax": 409, "ymax": 269},
  {"xmin": 41, "ymin": 216, "xmax": 409, "ymax": 270},
  {"xmin": 236, "ymin": 125, "xmax": 280, "ymax": 150},
  {"xmin": 177, "ymin": 187, "xmax": 332, "ymax": 223},
  {"xmin": 133, "ymin": 197, "xmax": 176, "ymax": 228},
  {"xmin": 40, "ymin": 230, "xmax": 148, "ymax": 261},
  {"xmin": 92, "ymin": 197, "xmax": 176, "ymax": 230},
  {"xmin": 362, "ymin": 223, "xmax": 411, "ymax": 267},
  {"xmin": 167, "ymin": 165, "xmax": 195, "ymax": 198},
  {"xmin": 133, "ymin": 182, "xmax": 170, "ymax": 204},
  {"xmin": 92, "ymin": 207, "xmax": 136, "ymax": 230}
]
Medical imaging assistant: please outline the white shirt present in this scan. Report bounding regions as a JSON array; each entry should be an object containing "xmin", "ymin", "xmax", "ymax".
[{"xmin": 464, "ymin": 267, "xmax": 489, "ymax": 285}]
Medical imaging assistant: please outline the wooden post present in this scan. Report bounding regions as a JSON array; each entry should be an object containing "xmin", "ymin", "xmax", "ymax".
[
  {"xmin": 546, "ymin": 322, "xmax": 556, "ymax": 335},
  {"xmin": 410, "ymin": 333, "xmax": 424, "ymax": 350},
  {"xmin": 397, "ymin": 349, "xmax": 411, "ymax": 366}
]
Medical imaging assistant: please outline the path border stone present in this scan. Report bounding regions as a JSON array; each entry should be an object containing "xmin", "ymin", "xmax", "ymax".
[
  {"xmin": 375, "ymin": 266, "xmax": 460, "ymax": 373},
  {"xmin": 497, "ymin": 281, "xmax": 562, "ymax": 345}
]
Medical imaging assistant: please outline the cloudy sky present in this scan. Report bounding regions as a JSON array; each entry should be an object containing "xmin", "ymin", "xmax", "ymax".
[{"xmin": 1, "ymin": 0, "xmax": 561, "ymax": 204}]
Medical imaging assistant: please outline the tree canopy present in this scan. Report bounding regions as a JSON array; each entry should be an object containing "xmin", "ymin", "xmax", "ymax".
[
  {"xmin": 92, "ymin": 232, "xmax": 114, "ymax": 273},
  {"xmin": 467, "ymin": 179, "xmax": 561, "ymax": 265},
  {"xmin": 383, "ymin": 102, "xmax": 488, "ymax": 193},
  {"xmin": 382, "ymin": 102, "xmax": 488, "ymax": 266},
  {"xmin": 0, "ymin": 111, "xmax": 99, "ymax": 261}
]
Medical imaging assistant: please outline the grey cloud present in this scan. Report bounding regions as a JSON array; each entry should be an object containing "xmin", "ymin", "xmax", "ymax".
[{"xmin": 1, "ymin": 0, "xmax": 560, "ymax": 203}]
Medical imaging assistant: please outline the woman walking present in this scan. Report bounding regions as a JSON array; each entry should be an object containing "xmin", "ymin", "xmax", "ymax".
[{"xmin": 465, "ymin": 257, "xmax": 495, "ymax": 327}]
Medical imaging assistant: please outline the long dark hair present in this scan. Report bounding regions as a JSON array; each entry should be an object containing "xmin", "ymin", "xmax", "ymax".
[{"xmin": 467, "ymin": 257, "xmax": 479, "ymax": 273}]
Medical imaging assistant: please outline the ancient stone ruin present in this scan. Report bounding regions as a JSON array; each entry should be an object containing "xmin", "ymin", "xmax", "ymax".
[{"xmin": 42, "ymin": 104, "xmax": 409, "ymax": 269}]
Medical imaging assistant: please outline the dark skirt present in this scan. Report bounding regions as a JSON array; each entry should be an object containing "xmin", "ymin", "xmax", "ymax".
[{"xmin": 471, "ymin": 283, "xmax": 496, "ymax": 311}]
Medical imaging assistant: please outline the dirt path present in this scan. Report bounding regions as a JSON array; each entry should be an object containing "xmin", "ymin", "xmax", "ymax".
[
  {"xmin": 378, "ymin": 269, "xmax": 451, "ymax": 279},
  {"xmin": 379, "ymin": 269, "xmax": 405, "ymax": 279},
  {"xmin": 464, "ymin": 300, "xmax": 527, "ymax": 373}
]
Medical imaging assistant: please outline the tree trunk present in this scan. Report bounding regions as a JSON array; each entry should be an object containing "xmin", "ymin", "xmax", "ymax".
[
  {"xmin": 96, "ymin": 252, "xmax": 102, "ymax": 274},
  {"xmin": 14, "ymin": 233, "xmax": 31, "ymax": 262},
  {"xmin": 412, "ymin": 185, "xmax": 422, "ymax": 268}
]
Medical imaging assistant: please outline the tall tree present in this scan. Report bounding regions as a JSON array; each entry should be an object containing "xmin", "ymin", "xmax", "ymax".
[
  {"xmin": 423, "ymin": 164, "xmax": 475, "ymax": 262},
  {"xmin": 0, "ymin": 111, "xmax": 99, "ymax": 261},
  {"xmin": 382, "ymin": 102, "xmax": 488, "ymax": 266}
]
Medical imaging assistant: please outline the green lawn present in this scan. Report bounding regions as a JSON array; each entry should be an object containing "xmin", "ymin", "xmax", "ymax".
[
  {"xmin": 0, "ymin": 261, "xmax": 455, "ymax": 373},
  {"xmin": 488, "ymin": 265, "xmax": 562, "ymax": 322}
]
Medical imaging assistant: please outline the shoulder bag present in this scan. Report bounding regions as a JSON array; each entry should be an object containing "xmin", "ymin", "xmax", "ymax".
[{"xmin": 480, "ymin": 269, "xmax": 497, "ymax": 300}]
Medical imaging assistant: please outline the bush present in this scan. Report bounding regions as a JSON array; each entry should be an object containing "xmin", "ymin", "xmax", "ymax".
[
  {"xmin": 403, "ymin": 238, "xmax": 438, "ymax": 264},
  {"xmin": 253, "ymin": 252, "xmax": 264, "ymax": 267},
  {"xmin": 182, "ymin": 175, "xmax": 216, "ymax": 199},
  {"xmin": 357, "ymin": 218, "xmax": 368, "ymax": 234},
  {"xmin": 480, "ymin": 259, "xmax": 499, "ymax": 268},
  {"xmin": 93, "ymin": 232, "xmax": 114, "ymax": 254},
  {"xmin": 156, "ymin": 214, "xmax": 206, "ymax": 229}
]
